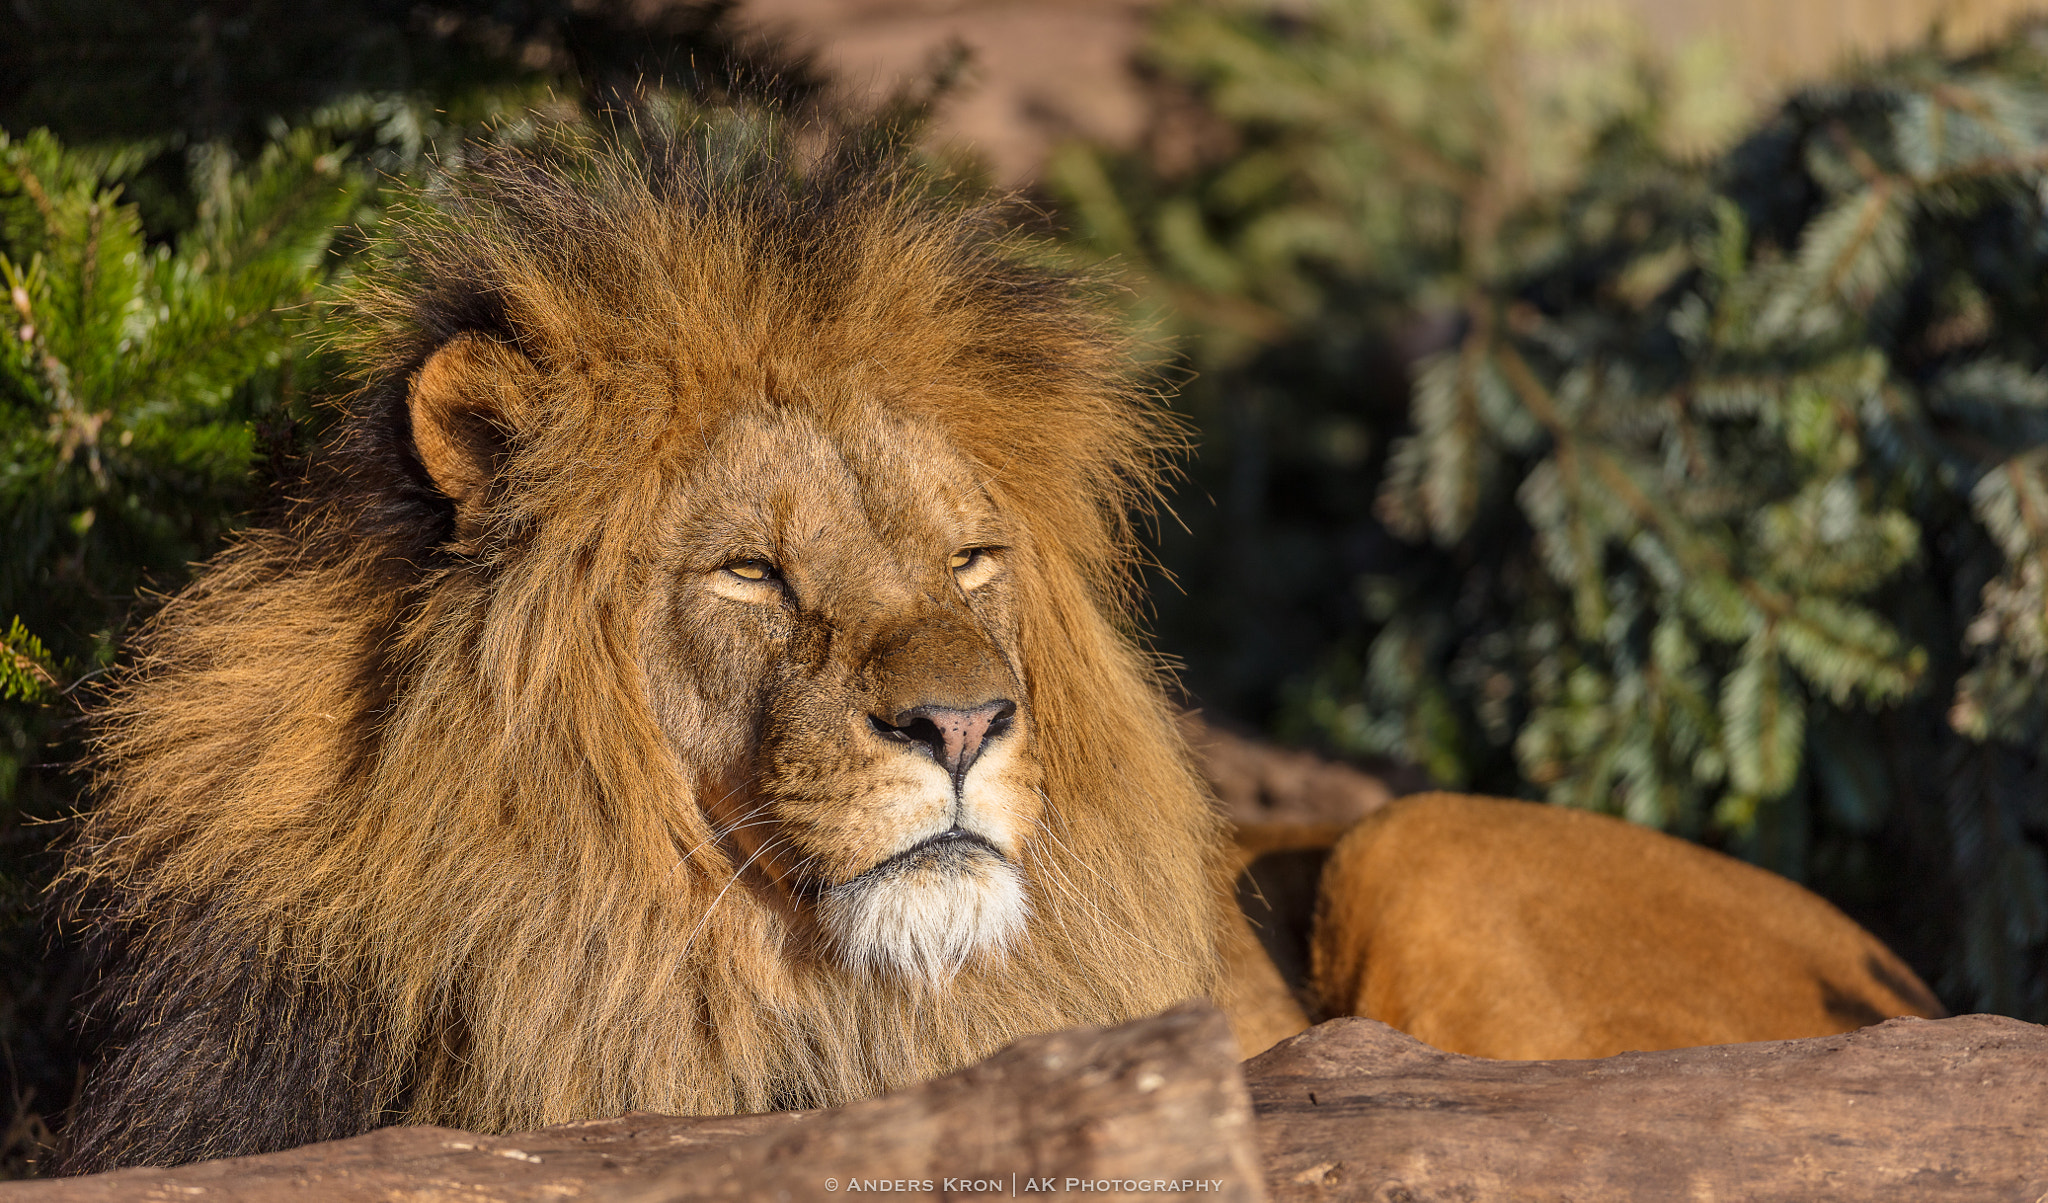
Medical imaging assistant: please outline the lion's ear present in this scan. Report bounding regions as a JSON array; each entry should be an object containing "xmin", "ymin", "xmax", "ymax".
[{"xmin": 407, "ymin": 334, "xmax": 534, "ymax": 506}]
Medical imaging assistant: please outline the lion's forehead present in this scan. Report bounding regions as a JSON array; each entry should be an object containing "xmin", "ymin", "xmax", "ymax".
[{"xmin": 673, "ymin": 407, "xmax": 1002, "ymax": 563}]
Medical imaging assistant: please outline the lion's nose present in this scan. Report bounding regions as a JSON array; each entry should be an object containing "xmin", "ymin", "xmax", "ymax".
[{"xmin": 870, "ymin": 699, "xmax": 1016, "ymax": 785}]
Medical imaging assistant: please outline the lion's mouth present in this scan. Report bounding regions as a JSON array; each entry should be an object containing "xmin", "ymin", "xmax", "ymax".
[{"xmin": 859, "ymin": 826, "xmax": 1003, "ymax": 881}]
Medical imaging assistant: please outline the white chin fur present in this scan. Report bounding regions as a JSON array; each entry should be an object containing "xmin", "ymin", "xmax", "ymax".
[{"xmin": 819, "ymin": 853, "xmax": 1029, "ymax": 985}]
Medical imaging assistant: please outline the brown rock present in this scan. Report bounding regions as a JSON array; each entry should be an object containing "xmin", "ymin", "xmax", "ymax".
[
  {"xmin": 18, "ymin": 1006, "xmax": 2048, "ymax": 1200},
  {"xmin": 1246, "ymin": 1012, "xmax": 2048, "ymax": 1202},
  {"xmin": 1182, "ymin": 717, "xmax": 1399, "ymax": 833},
  {"xmin": 8, "ymin": 1002, "xmax": 1263, "ymax": 1202}
]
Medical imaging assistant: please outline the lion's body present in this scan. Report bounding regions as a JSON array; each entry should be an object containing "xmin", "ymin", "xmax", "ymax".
[
  {"xmin": 1310, "ymin": 793, "xmax": 1943, "ymax": 1060},
  {"xmin": 59, "ymin": 128, "xmax": 1279, "ymax": 1172}
]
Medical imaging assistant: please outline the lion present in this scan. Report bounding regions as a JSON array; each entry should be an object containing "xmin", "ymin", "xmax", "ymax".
[
  {"xmin": 56, "ymin": 123, "xmax": 1303, "ymax": 1173},
  {"xmin": 1303, "ymin": 792, "xmax": 1945, "ymax": 1060}
]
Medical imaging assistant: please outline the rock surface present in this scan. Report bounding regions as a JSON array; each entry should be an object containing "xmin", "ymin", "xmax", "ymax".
[
  {"xmin": 1185, "ymin": 717, "xmax": 1401, "ymax": 833},
  {"xmin": 3, "ymin": 1003, "xmax": 1261, "ymax": 1202},
  {"xmin": 1250, "ymin": 1012, "xmax": 2048, "ymax": 1202},
  {"xmin": 13, "ymin": 1006, "xmax": 2048, "ymax": 1201},
  {"xmin": 12, "ymin": 1012, "xmax": 2048, "ymax": 1196}
]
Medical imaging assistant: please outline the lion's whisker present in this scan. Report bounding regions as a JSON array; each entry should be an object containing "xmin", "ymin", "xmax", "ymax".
[
  {"xmin": 668, "ymin": 798, "xmax": 780, "ymax": 876},
  {"xmin": 677, "ymin": 832, "xmax": 789, "ymax": 966}
]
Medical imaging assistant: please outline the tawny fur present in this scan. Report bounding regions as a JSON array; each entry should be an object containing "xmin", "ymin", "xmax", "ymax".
[
  {"xmin": 1311, "ymin": 793, "xmax": 1945, "ymax": 1060},
  {"xmin": 59, "ymin": 123, "xmax": 1249, "ymax": 1171}
]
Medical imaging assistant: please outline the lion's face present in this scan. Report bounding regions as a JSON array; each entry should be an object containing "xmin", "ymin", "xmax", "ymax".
[{"xmin": 645, "ymin": 405, "xmax": 1042, "ymax": 983}]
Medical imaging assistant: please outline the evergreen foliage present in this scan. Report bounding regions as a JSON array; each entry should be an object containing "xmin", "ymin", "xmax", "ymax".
[
  {"xmin": 0, "ymin": 126, "xmax": 362, "ymax": 1171},
  {"xmin": 1049, "ymin": 0, "xmax": 1737, "ymax": 721},
  {"xmin": 1053, "ymin": 1, "xmax": 2048, "ymax": 1020},
  {"xmin": 0, "ymin": 619, "xmax": 56, "ymax": 705},
  {"xmin": 1, "ymin": 124, "xmax": 361, "ymax": 704}
]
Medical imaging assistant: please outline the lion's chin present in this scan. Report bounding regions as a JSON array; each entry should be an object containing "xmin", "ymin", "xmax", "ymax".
[{"xmin": 817, "ymin": 836, "xmax": 1029, "ymax": 985}]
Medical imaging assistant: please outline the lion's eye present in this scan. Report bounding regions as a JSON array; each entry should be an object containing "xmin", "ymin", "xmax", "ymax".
[
  {"xmin": 724, "ymin": 560, "xmax": 776, "ymax": 582},
  {"xmin": 950, "ymin": 547, "xmax": 1002, "ymax": 590}
]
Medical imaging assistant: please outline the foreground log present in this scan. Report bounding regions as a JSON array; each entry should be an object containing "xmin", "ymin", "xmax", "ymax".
[
  {"xmin": 14, "ymin": 1007, "xmax": 2047, "ymax": 1200},
  {"xmin": 5, "ymin": 1002, "xmax": 1262, "ymax": 1202},
  {"xmin": 2, "ymin": 1113, "xmax": 807, "ymax": 1203},
  {"xmin": 1251, "ymin": 1012, "xmax": 2048, "ymax": 1202}
]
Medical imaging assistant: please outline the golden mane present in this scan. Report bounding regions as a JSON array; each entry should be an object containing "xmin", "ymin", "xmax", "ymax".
[{"xmin": 60, "ymin": 121, "xmax": 1236, "ymax": 1170}]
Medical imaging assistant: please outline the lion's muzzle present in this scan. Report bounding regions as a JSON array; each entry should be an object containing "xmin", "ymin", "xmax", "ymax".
[{"xmin": 808, "ymin": 617, "xmax": 1033, "ymax": 984}]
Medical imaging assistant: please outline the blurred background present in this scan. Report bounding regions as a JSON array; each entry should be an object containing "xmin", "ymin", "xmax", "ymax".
[{"xmin": 5, "ymin": 0, "xmax": 2048, "ymax": 1174}]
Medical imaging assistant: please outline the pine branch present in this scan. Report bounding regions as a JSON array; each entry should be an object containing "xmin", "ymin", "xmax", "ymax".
[{"xmin": 0, "ymin": 617, "xmax": 60, "ymax": 703}]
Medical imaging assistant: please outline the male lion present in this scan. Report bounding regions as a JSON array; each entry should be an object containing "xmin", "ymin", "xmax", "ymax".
[{"xmin": 58, "ymin": 125, "xmax": 1300, "ymax": 1173}]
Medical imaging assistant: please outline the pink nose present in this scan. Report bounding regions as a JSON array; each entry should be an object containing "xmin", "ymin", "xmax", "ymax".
[{"xmin": 871, "ymin": 700, "xmax": 1017, "ymax": 786}]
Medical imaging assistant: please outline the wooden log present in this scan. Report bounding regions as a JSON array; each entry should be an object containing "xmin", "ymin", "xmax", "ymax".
[
  {"xmin": 19, "ymin": 1005, "xmax": 2048, "ymax": 1201},
  {"xmin": 1182, "ymin": 716, "xmax": 1401, "ymax": 831},
  {"xmin": 1246, "ymin": 1012, "xmax": 2048, "ymax": 1202},
  {"xmin": 4, "ymin": 1002, "xmax": 1263, "ymax": 1203},
  {"xmin": 613, "ymin": 998, "xmax": 1264, "ymax": 1203},
  {"xmin": 0, "ymin": 1114, "xmax": 806, "ymax": 1202}
]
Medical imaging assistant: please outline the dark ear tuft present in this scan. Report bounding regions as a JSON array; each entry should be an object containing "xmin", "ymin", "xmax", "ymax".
[{"xmin": 407, "ymin": 334, "xmax": 533, "ymax": 507}]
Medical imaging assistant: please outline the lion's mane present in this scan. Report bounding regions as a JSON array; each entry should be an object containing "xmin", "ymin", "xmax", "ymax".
[{"xmin": 59, "ymin": 123, "xmax": 1233, "ymax": 1171}]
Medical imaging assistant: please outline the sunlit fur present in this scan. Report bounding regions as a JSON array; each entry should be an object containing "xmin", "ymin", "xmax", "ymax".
[
  {"xmin": 58, "ymin": 121, "xmax": 1236, "ymax": 1172},
  {"xmin": 1311, "ymin": 793, "xmax": 1947, "ymax": 1058}
]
